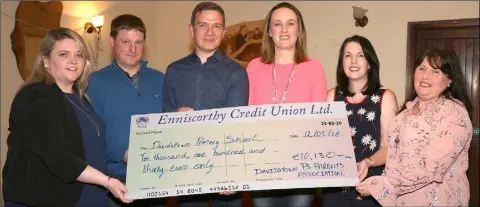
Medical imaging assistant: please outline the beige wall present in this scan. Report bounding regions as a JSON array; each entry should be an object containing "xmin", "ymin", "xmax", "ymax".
[
  {"xmin": 155, "ymin": 1, "xmax": 479, "ymax": 102},
  {"xmin": 1, "ymin": 2, "xmax": 22, "ymax": 202},
  {"xmin": 1, "ymin": 0, "xmax": 478, "ymax": 203}
]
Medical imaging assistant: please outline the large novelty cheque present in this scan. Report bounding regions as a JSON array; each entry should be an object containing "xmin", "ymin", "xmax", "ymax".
[{"xmin": 125, "ymin": 102, "xmax": 358, "ymax": 200}]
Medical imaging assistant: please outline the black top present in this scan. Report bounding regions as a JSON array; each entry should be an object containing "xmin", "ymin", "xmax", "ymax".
[
  {"xmin": 64, "ymin": 92, "xmax": 108, "ymax": 207},
  {"xmin": 162, "ymin": 50, "xmax": 249, "ymax": 112},
  {"xmin": 3, "ymin": 82, "xmax": 87, "ymax": 207},
  {"xmin": 334, "ymin": 87, "xmax": 386, "ymax": 177}
]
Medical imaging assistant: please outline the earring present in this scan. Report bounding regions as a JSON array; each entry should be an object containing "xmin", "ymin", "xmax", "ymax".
[{"xmin": 44, "ymin": 64, "xmax": 48, "ymax": 68}]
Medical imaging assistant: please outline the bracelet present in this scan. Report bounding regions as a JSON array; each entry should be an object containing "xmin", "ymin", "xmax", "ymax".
[
  {"xmin": 105, "ymin": 176, "xmax": 112, "ymax": 191},
  {"xmin": 366, "ymin": 157, "xmax": 374, "ymax": 167}
]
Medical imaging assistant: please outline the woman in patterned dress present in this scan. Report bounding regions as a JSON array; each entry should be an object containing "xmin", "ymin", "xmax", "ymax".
[
  {"xmin": 323, "ymin": 35, "xmax": 399, "ymax": 206},
  {"xmin": 356, "ymin": 48, "xmax": 473, "ymax": 206}
]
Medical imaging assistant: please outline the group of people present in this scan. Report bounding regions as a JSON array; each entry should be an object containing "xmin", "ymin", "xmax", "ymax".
[{"xmin": 2, "ymin": 1, "xmax": 473, "ymax": 207}]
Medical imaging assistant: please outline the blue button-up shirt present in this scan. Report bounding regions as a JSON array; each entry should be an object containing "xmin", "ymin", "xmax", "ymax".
[{"xmin": 163, "ymin": 50, "xmax": 249, "ymax": 112}]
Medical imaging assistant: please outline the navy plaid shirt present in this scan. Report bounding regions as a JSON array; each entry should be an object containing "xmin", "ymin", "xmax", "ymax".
[{"xmin": 162, "ymin": 50, "xmax": 249, "ymax": 112}]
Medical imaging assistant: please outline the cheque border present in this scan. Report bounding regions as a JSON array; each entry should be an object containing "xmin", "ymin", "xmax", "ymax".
[{"xmin": 125, "ymin": 178, "xmax": 357, "ymax": 200}]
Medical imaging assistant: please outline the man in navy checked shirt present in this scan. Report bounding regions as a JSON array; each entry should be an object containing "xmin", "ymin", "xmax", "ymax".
[
  {"xmin": 162, "ymin": 2, "xmax": 248, "ymax": 114},
  {"xmin": 162, "ymin": 2, "xmax": 248, "ymax": 207}
]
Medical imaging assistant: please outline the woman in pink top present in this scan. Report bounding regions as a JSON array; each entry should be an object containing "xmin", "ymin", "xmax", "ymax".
[
  {"xmin": 245, "ymin": 2, "xmax": 328, "ymax": 207},
  {"xmin": 246, "ymin": 3, "xmax": 327, "ymax": 106},
  {"xmin": 356, "ymin": 48, "xmax": 473, "ymax": 206}
]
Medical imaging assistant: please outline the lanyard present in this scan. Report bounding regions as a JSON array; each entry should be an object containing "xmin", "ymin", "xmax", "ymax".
[{"xmin": 272, "ymin": 63, "xmax": 296, "ymax": 104}]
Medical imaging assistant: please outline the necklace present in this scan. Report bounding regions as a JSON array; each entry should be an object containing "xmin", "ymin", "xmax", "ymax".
[
  {"xmin": 348, "ymin": 96, "xmax": 363, "ymax": 103},
  {"xmin": 64, "ymin": 93, "xmax": 100, "ymax": 136},
  {"xmin": 272, "ymin": 63, "xmax": 296, "ymax": 104}
]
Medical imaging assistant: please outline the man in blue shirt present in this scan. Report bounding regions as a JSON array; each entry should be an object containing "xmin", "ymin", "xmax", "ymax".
[
  {"xmin": 87, "ymin": 14, "xmax": 165, "ymax": 207},
  {"xmin": 162, "ymin": 2, "xmax": 248, "ymax": 207},
  {"xmin": 163, "ymin": 2, "xmax": 248, "ymax": 113}
]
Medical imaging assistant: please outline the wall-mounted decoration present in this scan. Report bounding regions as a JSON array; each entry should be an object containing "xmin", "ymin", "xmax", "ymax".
[
  {"xmin": 11, "ymin": 1, "xmax": 63, "ymax": 81},
  {"xmin": 83, "ymin": 15, "xmax": 104, "ymax": 70},
  {"xmin": 219, "ymin": 20, "xmax": 265, "ymax": 68},
  {"xmin": 352, "ymin": 6, "xmax": 368, "ymax": 28}
]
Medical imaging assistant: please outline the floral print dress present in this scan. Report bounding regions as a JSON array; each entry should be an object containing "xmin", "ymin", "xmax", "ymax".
[
  {"xmin": 334, "ymin": 87, "xmax": 386, "ymax": 178},
  {"xmin": 364, "ymin": 97, "xmax": 472, "ymax": 206}
]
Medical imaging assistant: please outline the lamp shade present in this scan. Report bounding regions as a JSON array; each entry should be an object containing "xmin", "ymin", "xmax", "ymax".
[
  {"xmin": 92, "ymin": 15, "xmax": 104, "ymax": 27},
  {"xmin": 352, "ymin": 6, "xmax": 368, "ymax": 19}
]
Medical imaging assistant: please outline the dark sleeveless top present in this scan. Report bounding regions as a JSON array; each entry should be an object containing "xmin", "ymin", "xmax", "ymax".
[{"xmin": 334, "ymin": 87, "xmax": 386, "ymax": 177}]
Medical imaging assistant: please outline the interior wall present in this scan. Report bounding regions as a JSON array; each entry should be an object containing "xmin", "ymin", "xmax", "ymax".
[
  {"xmin": 155, "ymin": 1, "xmax": 480, "ymax": 105},
  {"xmin": 1, "ymin": 1, "xmax": 479, "ymax": 204}
]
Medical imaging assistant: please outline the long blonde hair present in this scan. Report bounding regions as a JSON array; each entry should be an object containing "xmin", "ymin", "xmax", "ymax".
[{"xmin": 19, "ymin": 27, "xmax": 93, "ymax": 98}]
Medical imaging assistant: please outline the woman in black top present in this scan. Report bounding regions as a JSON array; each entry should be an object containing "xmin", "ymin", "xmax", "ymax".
[
  {"xmin": 324, "ymin": 35, "xmax": 399, "ymax": 206},
  {"xmin": 2, "ymin": 28, "xmax": 131, "ymax": 207}
]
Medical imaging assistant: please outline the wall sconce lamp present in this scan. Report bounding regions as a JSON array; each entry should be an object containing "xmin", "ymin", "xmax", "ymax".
[
  {"xmin": 352, "ymin": 6, "xmax": 368, "ymax": 28},
  {"xmin": 83, "ymin": 15, "xmax": 104, "ymax": 70},
  {"xmin": 84, "ymin": 15, "xmax": 104, "ymax": 34}
]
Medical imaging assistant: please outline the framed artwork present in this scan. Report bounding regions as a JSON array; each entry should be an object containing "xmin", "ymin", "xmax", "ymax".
[
  {"xmin": 219, "ymin": 20, "xmax": 265, "ymax": 68},
  {"xmin": 10, "ymin": 1, "xmax": 63, "ymax": 81}
]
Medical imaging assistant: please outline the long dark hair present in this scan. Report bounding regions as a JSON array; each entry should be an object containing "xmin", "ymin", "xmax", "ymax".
[
  {"xmin": 336, "ymin": 35, "xmax": 381, "ymax": 96},
  {"xmin": 401, "ymin": 48, "xmax": 472, "ymax": 118}
]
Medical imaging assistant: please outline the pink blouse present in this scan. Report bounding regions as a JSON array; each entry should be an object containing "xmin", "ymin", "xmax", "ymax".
[
  {"xmin": 246, "ymin": 57, "xmax": 328, "ymax": 105},
  {"xmin": 365, "ymin": 97, "xmax": 472, "ymax": 206}
]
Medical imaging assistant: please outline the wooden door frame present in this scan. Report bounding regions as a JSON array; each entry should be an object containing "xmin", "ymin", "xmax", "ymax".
[{"xmin": 405, "ymin": 18, "xmax": 480, "ymax": 101}]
